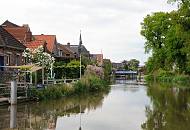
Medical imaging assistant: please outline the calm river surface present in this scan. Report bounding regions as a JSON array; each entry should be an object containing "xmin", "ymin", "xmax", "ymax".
[{"xmin": 1, "ymin": 80, "xmax": 190, "ymax": 130}]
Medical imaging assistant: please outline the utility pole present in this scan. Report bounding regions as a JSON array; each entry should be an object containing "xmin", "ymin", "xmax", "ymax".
[{"xmin": 79, "ymin": 30, "xmax": 83, "ymax": 79}]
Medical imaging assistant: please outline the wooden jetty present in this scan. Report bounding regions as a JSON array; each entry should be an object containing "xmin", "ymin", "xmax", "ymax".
[{"xmin": 0, "ymin": 78, "xmax": 79, "ymax": 105}]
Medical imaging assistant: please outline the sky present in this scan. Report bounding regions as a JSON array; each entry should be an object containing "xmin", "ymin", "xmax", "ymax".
[{"xmin": 0, "ymin": 0, "xmax": 177, "ymax": 65}]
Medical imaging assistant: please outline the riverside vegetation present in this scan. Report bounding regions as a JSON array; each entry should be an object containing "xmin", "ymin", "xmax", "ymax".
[
  {"xmin": 141, "ymin": 0, "xmax": 190, "ymax": 84},
  {"xmin": 30, "ymin": 62, "xmax": 112, "ymax": 100}
]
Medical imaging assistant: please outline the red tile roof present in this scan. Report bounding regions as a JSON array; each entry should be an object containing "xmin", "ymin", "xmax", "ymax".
[
  {"xmin": 2, "ymin": 20, "xmax": 32, "ymax": 44},
  {"xmin": 0, "ymin": 26, "xmax": 26, "ymax": 50},
  {"xmin": 25, "ymin": 40, "xmax": 45, "ymax": 50},
  {"xmin": 4, "ymin": 27, "xmax": 29, "ymax": 43},
  {"xmin": 34, "ymin": 35, "xmax": 56, "ymax": 53}
]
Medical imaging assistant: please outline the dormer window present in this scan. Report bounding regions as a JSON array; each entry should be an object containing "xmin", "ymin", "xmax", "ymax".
[{"xmin": 59, "ymin": 50, "xmax": 63, "ymax": 57}]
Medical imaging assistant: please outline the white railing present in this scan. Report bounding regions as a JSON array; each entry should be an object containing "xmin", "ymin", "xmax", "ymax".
[{"xmin": 43, "ymin": 78, "xmax": 79, "ymax": 85}]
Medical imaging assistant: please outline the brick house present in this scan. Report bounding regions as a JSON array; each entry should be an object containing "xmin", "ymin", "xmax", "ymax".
[
  {"xmin": 57, "ymin": 43, "xmax": 75, "ymax": 60},
  {"xmin": 90, "ymin": 54, "xmax": 103, "ymax": 67},
  {"xmin": 0, "ymin": 26, "xmax": 26, "ymax": 70}
]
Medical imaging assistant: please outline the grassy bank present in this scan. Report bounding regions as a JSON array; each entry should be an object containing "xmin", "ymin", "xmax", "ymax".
[
  {"xmin": 30, "ymin": 73, "xmax": 110, "ymax": 100},
  {"xmin": 145, "ymin": 69, "xmax": 190, "ymax": 86}
]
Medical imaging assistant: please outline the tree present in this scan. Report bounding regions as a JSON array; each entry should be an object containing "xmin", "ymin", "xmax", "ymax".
[
  {"xmin": 128, "ymin": 59, "xmax": 140, "ymax": 71},
  {"xmin": 103, "ymin": 59, "xmax": 112, "ymax": 81},
  {"xmin": 23, "ymin": 46, "xmax": 55, "ymax": 70},
  {"xmin": 141, "ymin": 9, "xmax": 190, "ymax": 74},
  {"xmin": 122, "ymin": 60, "xmax": 129, "ymax": 70}
]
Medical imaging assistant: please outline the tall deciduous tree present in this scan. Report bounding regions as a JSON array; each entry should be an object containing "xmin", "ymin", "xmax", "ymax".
[
  {"xmin": 141, "ymin": 2, "xmax": 190, "ymax": 74},
  {"xmin": 128, "ymin": 59, "xmax": 140, "ymax": 71}
]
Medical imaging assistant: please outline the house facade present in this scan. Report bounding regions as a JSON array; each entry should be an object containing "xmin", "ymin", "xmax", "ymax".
[
  {"xmin": 90, "ymin": 54, "xmax": 103, "ymax": 67},
  {"xmin": 0, "ymin": 26, "xmax": 26, "ymax": 70},
  {"xmin": 56, "ymin": 43, "xmax": 75, "ymax": 60}
]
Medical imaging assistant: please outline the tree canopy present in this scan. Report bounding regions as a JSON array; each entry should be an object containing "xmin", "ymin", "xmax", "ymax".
[{"xmin": 141, "ymin": 1, "xmax": 190, "ymax": 74}]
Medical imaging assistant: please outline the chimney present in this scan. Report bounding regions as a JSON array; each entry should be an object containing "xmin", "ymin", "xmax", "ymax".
[
  {"xmin": 22, "ymin": 24, "xmax": 29, "ymax": 28},
  {"xmin": 67, "ymin": 42, "xmax": 70, "ymax": 47}
]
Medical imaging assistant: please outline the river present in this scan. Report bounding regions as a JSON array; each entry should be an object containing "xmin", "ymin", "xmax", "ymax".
[{"xmin": 0, "ymin": 80, "xmax": 190, "ymax": 130}]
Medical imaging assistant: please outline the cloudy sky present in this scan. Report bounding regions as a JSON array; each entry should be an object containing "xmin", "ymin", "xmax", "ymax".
[{"xmin": 0, "ymin": 0, "xmax": 177, "ymax": 64}]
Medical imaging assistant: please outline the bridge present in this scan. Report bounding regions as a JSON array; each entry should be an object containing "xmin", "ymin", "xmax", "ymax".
[{"xmin": 114, "ymin": 70, "xmax": 138, "ymax": 80}]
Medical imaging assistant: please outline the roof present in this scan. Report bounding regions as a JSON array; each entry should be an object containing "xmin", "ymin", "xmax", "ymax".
[
  {"xmin": 2, "ymin": 20, "xmax": 20, "ymax": 27},
  {"xmin": 25, "ymin": 40, "xmax": 46, "ymax": 50},
  {"xmin": 57, "ymin": 43, "xmax": 74, "ymax": 55},
  {"xmin": 3, "ymin": 27, "xmax": 29, "ymax": 42},
  {"xmin": 2, "ymin": 20, "xmax": 32, "ymax": 43},
  {"xmin": 34, "ymin": 35, "xmax": 56, "ymax": 53},
  {"xmin": 69, "ymin": 45, "xmax": 89, "ymax": 55},
  {"xmin": 0, "ymin": 26, "xmax": 26, "ymax": 50},
  {"xmin": 91, "ymin": 54, "xmax": 103, "ymax": 58}
]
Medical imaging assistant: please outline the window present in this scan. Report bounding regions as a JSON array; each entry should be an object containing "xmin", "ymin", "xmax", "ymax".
[
  {"xmin": 59, "ymin": 50, "xmax": 63, "ymax": 57},
  {"xmin": 15, "ymin": 54, "xmax": 20, "ymax": 66},
  {"xmin": 6, "ymin": 54, "xmax": 11, "ymax": 65},
  {"xmin": 74, "ymin": 53, "xmax": 77, "ymax": 58},
  {"xmin": 66, "ymin": 54, "xmax": 70, "ymax": 57}
]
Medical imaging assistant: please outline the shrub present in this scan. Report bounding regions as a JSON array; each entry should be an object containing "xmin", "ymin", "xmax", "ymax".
[
  {"xmin": 30, "ymin": 65, "xmax": 110, "ymax": 100},
  {"xmin": 144, "ymin": 74, "xmax": 154, "ymax": 81},
  {"xmin": 74, "ymin": 73, "xmax": 109, "ymax": 93}
]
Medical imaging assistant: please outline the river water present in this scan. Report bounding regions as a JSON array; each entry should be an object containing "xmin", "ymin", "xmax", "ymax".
[{"xmin": 1, "ymin": 80, "xmax": 190, "ymax": 130}]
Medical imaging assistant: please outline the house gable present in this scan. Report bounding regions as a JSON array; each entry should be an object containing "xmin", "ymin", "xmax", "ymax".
[
  {"xmin": 33, "ymin": 35, "xmax": 58, "ymax": 55},
  {"xmin": 2, "ymin": 20, "xmax": 32, "ymax": 44}
]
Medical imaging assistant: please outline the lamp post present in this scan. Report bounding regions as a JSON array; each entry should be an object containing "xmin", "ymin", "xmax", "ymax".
[{"xmin": 80, "ymin": 53, "xmax": 82, "ymax": 79}]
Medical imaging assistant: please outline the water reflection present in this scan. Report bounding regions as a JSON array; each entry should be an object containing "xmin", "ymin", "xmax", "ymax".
[
  {"xmin": 142, "ymin": 83, "xmax": 190, "ymax": 130},
  {"xmin": 0, "ymin": 90, "xmax": 109, "ymax": 130},
  {"xmin": 4, "ymin": 82, "xmax": 190, "ymax": 130}
]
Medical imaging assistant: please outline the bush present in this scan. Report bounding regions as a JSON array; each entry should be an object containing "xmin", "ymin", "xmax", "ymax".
[
  {"xmin": 157, "ymin": 69, "xmax": 174, "ymax": 78},
  {"xmin": 144, "ymin": 74, "xmax": 154, "ymax": 81},
  {"xmin": 30, "ymin": 84, "xmax": 75, "ymax": 100},
  {"xmin": 30, "ymin": 73, "xmax": 109, "ymax": 100},
  {"xmin": 173, "ymin": 75, "xmax": 190, "ymax": 83},
  {"xmin": 74, "ymin": 73, "xmax": 109, "ymax": 93},
  {"xmin": 145, "ymin": 69, "xmax": 190, "ymax": 86}
]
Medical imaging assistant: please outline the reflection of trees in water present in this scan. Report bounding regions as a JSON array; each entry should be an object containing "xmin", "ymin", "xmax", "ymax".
[
  {"xmin": 0, "ymin": 90, "xmax": 109, "ymax": 129},
  {"xmin": 142, "ymin": 84, "xmax": 190, "ymax": 130}
]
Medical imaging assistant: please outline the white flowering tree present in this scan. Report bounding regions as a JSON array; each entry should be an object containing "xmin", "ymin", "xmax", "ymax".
[
  {"xmin": 22, "ymin": 48, "xmax": 33, "ymax": 63},
  {"xmin": 23, "ymin": 46, "xmax": 55, "ymax": 70}
]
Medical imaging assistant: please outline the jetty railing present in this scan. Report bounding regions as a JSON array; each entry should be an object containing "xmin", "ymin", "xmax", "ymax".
[{"xmin": 0, "ymin": 82, "xmax": 30, "ymax": 97}]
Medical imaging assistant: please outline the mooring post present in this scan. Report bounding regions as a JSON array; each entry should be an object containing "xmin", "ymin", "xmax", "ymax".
[
  {"xmin": 11, "ymin": 80, "xmax": 17, "ymax": 105},
  {"xmin": 10, "ymin": 104, "xmax": 17, "ymax": 128}
]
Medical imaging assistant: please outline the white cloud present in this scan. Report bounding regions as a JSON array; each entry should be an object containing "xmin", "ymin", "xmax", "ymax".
[{"xmin": 0, "ymin": 0, "xmax": 177, "ymax": 64}]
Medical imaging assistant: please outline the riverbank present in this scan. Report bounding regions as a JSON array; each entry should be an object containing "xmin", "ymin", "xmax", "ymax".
[
  {"xmin": 30, "ymin": 72, "xmax": 110, "ymax": 101},
  {"xmin": 145, "ymin": 71, "xmax": 190, "ymax": 86}
]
